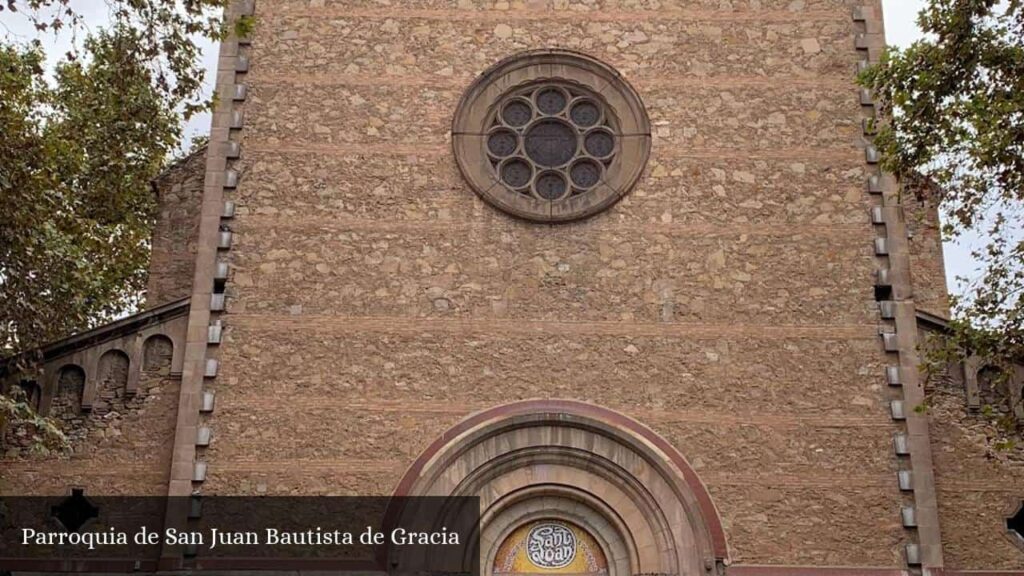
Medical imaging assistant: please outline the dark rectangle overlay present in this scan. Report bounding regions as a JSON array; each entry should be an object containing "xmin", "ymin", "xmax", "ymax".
[{"xmin": 0, "ymin": 496, "xmax": 480, "ymax": 574}]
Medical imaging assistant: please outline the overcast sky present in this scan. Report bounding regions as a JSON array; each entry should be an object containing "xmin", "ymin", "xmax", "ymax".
[
  {"xmin": 879, "ymin": 0, "xmax": 985, "ymax": 298},
  {"xmin": 3, "ymin": 1, "xmax": 982, "ymax": 298}
]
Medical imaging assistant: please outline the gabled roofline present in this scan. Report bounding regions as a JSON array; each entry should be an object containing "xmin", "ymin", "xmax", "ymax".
[
  {"xmin": 1, "ymin": 297, "xmax": 191, "ymax": 375},
  {"xmin": 916, "ymin": 309, "xmax": 952, "ymax": 332}
]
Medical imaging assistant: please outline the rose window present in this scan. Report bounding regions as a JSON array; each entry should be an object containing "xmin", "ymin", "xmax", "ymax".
[
  {"xmin": 486, "ymin": 84, "xmax": 618, "ymax": 202},
  {"xmin": 453, "ymin": 50, "xmax": 650, "ymax": 223}
]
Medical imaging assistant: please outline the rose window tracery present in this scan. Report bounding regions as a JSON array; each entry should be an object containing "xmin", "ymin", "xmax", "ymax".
[
  {"xmin": 452, "ymin": 50, "xmax": 651, "ymax": 223},
  {"xmin": 486, "ymin": 84, "xmax": 618, "ymax": 202}
]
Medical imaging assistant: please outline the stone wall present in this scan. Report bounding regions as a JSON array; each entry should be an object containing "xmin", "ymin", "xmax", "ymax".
[
  {"xmin": 146, "ymin": 148, "xmax": 206, "ymax": 307},
  {"xmin": 928, "ymin": 370, "xmax": 1024, "ymax": 569},
  {"xmin": 914, "ymin": 321, "xmax": 1024, "ymax": 569},
  {"xmin": 906, "ymin": 196, "xmax": 950, "ymax": 317},
  {"xmin": 204, "ymin": 0, "xmax": 912, "ymax": 566},
  {"xmin": 0, "ymin": 338, "xmax": 180, "ymax": 495},
  {"xmin": 0, "ymin": 0, "xmax": 1011, "ymax": 568}
]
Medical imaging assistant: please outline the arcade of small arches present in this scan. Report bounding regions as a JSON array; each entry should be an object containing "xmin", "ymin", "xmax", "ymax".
[
  {"xmin": 1, "ymin": 302, "xmax": 188, "ymax": 423},
  {"xmin": 35, "ymin": 334, "xmax": 180, "ymax": 418},
  {"xmin": 392, "ymin": 399, "xmax": 729, "ymax": 576}
]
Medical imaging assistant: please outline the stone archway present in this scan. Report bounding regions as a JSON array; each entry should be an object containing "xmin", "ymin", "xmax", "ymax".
[{"xmin": 393, "ymin": 399, "xmax": 728, "ymax": 576}]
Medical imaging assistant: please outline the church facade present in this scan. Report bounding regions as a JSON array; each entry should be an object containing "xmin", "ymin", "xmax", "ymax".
[{"xmin": 3, "ymin": 0, "xmax": 1024, "ymax": 574}]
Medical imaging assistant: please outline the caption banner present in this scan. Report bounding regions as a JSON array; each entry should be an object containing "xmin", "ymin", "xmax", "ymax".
[{"xmin": 0, "ymin": 495, "xmax": 480, "ymax": 573}]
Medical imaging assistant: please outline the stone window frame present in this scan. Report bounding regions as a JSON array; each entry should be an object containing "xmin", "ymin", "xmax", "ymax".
[
  {"xmin": 1003, "ymin": 498, "xmax": 1024, "ymax": 553},
  {"xmin": 453, "ymin": 50, "xmax": 651, "ymax": 223}
]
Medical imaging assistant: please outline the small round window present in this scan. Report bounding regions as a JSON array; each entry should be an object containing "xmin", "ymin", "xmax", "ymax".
[{"xmin": 453, "ymin": 51, "xmax": 650, "ymax": 223}]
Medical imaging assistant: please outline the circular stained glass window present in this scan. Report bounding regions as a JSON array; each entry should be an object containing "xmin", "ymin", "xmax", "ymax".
[
  {"xmin": 502, "ymin": 99, "xmax": 533, "ymax": 127},
  {"xmin": 501, "ymin": 159, "xmax": 532, "ymax": 189},
  {"xmin": 488, "ymin": 129, "xmax": 518, "ymax": 157},
  {"xmin": 453, "ymin": 50, "xmax": 651, "ymax": 222},
  {"xmin": 483, "ymin": 83, "xmax": 619, "ymax": 202},
  {"xmin": 524, "ymin": 120, "xmax": 578, "ymax": 168}
]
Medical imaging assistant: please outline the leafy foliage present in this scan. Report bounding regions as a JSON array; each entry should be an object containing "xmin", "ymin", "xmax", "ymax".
[
  {"xmin": 2, "ymin": 0, "xmax": 229, "ymax": 117},
  {"xmin": 0, "ymin": 32, "xmax": 177, "ymax": 361},
  {"xmin": 0, "ymin": 385, "xmax": 65, "ymax": 454},
  {"xmin": 1, "ymin": 2, "xmax": 231, "ymax": 449},
  {"xmin": 860, "ymin": 1, "xmax": 1024, "ymax": 421}
]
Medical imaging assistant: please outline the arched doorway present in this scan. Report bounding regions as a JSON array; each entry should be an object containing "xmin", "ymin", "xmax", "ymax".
[{"xmin": 394, "ymin": 399, "xmax": 728, "ymax": 576}]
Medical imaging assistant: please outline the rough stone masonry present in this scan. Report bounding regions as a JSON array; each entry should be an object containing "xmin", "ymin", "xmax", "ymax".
[{"xmin": 3, "ymin": 0, "xmax": 1024, "ymax": 573}]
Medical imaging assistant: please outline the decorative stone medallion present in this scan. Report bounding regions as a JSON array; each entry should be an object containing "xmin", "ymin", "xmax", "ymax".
[
  {"xmin": 527, "ymin": 523, "xmax": 578, "ymax": 568},
  {"xmin": 453, "ymin": 50, "xmax": 651, "ymax": 223},
  {"xmin": 493, "ymin": 519, "xmax": 609, "ymax": 576}
]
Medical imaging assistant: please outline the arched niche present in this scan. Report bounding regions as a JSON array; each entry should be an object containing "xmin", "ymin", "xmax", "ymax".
[
  {"xmin": 143, "ymin": 334, "xmax": 174, "ymax": 373},
  {"xmin": 51, "ymin": 364, "xmax": 86, "ymax": 419},
  {"xmin": 95, "ymin": 349, "xmax": 130, "ymax": 413},
  {"xmin": 393, "ymin": 399, "xmax": 728, "ymax": 576}
]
